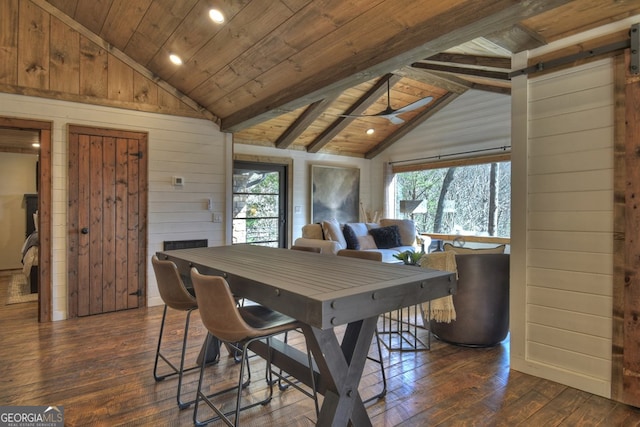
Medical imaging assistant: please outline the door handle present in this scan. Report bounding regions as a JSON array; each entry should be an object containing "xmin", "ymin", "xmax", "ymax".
[{"xmin": 81, "ymin": 227, "xmax": 89, "ymax": 234}]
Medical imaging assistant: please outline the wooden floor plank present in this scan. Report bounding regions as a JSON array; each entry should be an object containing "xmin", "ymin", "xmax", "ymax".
[
  {"xmin": 1, "ymin": 273, "xmax": 640, "ymax": 426},
  {"xmin": 520, "ymin": 387, "xmax": 592, "ymax": 427}
]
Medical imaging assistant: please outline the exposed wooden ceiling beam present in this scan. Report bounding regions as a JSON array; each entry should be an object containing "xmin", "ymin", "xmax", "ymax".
[
  {"xmin": 394, "ymin": 67, "xmax": 471, "ymax": 94},
  {"xmin": 366, "ymin": 92, "xmax": 460, "ymax": 159},
  {"xmin": 404, "ymin": 67, "xmax": 510, "ymax": 94},
  {"xmin": 0, "ymin": 83, "xmax": 209, "ymax": 120},
  {"xmin": 411, "ymin": 62, "xmax": 511, "ymax": 80},
  {"xmin": 275, "ymin": 95, "xmax": 337, "ymax": 149},
  {"xmin": 485, "ymin": 23, "xmax": 547, "ymax": 53},
  {"xmin": 221, "ymin": 0, "xmax": 572, "ymax": 132},
  {"xmin": 425, "ymin": 53, "xmax": 511, "ymax": 70},
  {"xmin": 470, "ymin": 83, "xmax": 511, "ymax": 95},
  {"xmin": 399, "ymin": 66, "xmax": 510, "ymax": 95},
  {"xmin": 307, "ymin": 74, "xmax": 400, "ymax": 153}
]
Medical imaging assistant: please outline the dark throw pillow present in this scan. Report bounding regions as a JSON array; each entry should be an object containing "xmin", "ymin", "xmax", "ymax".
[
  {"xmin": 369, "ymin": 225, "xmax": 402, "ymax": 249},
  {"xmin": 342, "ymin": 224, "xmax": 361, "ymax": 250}
]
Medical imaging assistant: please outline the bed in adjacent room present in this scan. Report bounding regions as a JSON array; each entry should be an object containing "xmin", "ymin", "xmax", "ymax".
[{"xmin": 21, "ymin": 193, "xmax": 38, "ymax": 294}]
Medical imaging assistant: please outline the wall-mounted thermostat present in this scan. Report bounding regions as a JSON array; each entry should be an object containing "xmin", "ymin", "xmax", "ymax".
[{"xmin": 172, "ymin": 176, "xmax": 184, "ymax": 186}]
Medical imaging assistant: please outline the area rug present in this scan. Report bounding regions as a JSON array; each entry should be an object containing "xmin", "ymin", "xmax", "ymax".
[{"xmin": 6, "ymin": 272, "xmax": 38, "ymax": 304}]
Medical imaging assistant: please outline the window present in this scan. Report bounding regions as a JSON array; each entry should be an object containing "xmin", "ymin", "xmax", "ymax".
[
  {"xmin": 394, "ymin": 158, "xmax": 510, "ymax": 238},
  {"xmin": 232, "ymin": 161, "xmax": 287, "ymax": 247}
]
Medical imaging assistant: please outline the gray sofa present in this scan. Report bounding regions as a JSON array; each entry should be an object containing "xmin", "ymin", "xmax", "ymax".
[{"xmin": 293, "ymin": 218, "xmax": 429, "ymax": 263}]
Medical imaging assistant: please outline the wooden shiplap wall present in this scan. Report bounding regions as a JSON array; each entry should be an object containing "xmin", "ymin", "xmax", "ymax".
[
  {"xmin": 525, "ymin": 59, "xmax": 614, "ymax": 396},
  {"xmin": 0, "ymin": 0, "xmax": 205, "ymax": 120},
  {"xmin": 0, "ymin": 92, "xmax": 225, "ymax": 320}
]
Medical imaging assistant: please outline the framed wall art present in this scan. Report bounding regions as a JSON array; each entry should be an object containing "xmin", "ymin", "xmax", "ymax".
[{"xmin": 310, "ymin": 164, "xmax": 360, "ymax": 223}]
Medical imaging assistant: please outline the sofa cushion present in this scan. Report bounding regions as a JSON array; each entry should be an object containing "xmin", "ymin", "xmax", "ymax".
[
  {"xmin": 379, "ymin": 218, "xmax": 416, "ymax": 246},
  {"xmin": 369, "ymin": 225, "xmax": 402, "ymax": 249},
  {"xmin": 302, "ymin": 223, "xmax": 324, "ymax": 240},
  {"xmin": 293, "ymin": 238, "xmax": 342, "ymax": 255},
  {"xmin": 342, "ymin": 224, "xmax": 360, "ymax": 250},
  {"xmin": 357, "ymin": 235, "xmax": 377, "ymax": 250},
  {"xmin": 321, "ymin": 219, "xmax": 346, "ymax": 249},
  {"xmin": 443, "ymin": 243, "xmax": 506, "ymax": 254},
  {"xmin": 345, "ymin": 222, "xmax": 369, "ymax": 237},
  {"xmin": 343, "ymin": 222, "xmax": 387, "ymax": 250}
]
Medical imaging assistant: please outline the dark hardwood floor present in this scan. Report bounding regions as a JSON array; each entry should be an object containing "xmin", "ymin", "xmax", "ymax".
[{"xmin": 1, "ymin": 271, "xmax": 639, "ymax": 426}]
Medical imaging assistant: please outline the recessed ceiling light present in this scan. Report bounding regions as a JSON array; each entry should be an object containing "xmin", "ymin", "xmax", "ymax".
[
  {"xmin": 169, "ymin": 54, "xmax": 183, "ymax": 65},
  {"xmin": 366, "ymin": 128, "xmax": 375, "ymax": 135},
  {"xmin": 32, "ymin": 142, "xmax": 40, "ymax": 148},
  {"xmin": 209, "ymin": 9, "xmax": 225, "ymax": 23}
]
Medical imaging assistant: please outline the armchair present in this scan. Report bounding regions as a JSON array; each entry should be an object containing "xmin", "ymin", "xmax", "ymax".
[{"xmin": 430, "ymin": 253, "xmax": 510, "ymax": 347}]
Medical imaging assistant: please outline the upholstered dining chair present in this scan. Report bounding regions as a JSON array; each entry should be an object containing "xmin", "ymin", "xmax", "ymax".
[
  {"xmin": 336, "ymin": 249, "xmax": 387, "ymax": 402},
  {"xmin": 190, "ymin": 267, "xmax": 318, "ymax": 427},
  {"xmin": 151, "ymin": 255, "xmax": 201, "ymax": 409},
  {"xmin": 290, "ymin": 245, "xmax": 321, "ymax": 253},
  {"xmin": 336, "ymin": 249, "xmax": 382, "ymax": 261}
]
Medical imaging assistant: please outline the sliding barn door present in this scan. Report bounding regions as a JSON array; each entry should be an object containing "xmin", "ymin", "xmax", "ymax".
[{"xmin": 68, "ymin": 126, "xmax": 147, "ymax": 317}]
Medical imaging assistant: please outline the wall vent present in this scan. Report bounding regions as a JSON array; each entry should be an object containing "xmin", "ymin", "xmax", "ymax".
[{"xmin": 163, "ymin": 239, "xmax": 208, "ymax": 251}]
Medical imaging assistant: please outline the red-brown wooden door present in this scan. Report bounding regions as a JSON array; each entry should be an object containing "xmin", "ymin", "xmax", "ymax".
[{"xmin": 67, "ymin": 125, "xmax": 147, "ymax": 317}]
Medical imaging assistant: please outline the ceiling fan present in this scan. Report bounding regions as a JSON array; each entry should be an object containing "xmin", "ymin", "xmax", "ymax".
[{"xmin": 340, "ymin": 79, "xmax": 434, "ymax": 125}]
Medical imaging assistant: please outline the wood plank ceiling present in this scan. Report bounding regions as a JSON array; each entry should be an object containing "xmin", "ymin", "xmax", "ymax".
[{"xmin": 29, "ymin": 0, "xmax": 640, "ymax": 158}]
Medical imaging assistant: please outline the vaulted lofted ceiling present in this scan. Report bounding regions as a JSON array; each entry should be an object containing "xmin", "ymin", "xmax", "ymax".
[{"xmin": 33, "ymin": 0, "xmax": 640, "ymax": 158}]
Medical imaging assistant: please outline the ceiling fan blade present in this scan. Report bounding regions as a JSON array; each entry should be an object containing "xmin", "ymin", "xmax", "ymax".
[
  {"xmin": 392, "ymin": 95, "xmax": 434, "ymax": 114},
  {"xmin": 338, "ymin": 111, "xmax": 405, "ymax": 123},
  {"xmin": 338, "ymin": 96, "xmax": 433, "ymax": 120},
  {"xmin": 337, "ymin": 113, "xmax": 371, "ymax": 119},
  {"xmin": 336, "ymin": 87, "xmax": 433, "ymax": 123},
  {"xmin": 384, "ymin": 114, "xmax": 405, "ymax": 125}
]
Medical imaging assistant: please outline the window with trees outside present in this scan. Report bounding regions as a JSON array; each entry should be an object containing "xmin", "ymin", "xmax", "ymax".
[
  {"xmin": 394, "ymin": 157, "xmax": 510, "ymax": 238},
  {"xmin": 232, "ymin": 161, "xmax": 287, "ymax": 247}
]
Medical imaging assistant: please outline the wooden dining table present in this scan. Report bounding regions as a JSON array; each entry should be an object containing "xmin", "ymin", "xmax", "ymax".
[{"xmin": 157, "ymin": 244, "xmax": 456, "ymax": 427}]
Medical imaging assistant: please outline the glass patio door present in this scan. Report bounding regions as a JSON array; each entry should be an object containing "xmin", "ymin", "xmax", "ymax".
[{"xmin": 232, "ymin": 161, "xmax": 287, "ymax": 247}]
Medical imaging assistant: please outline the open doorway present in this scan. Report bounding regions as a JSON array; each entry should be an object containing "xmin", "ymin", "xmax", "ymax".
[
  {"xmin": 0, "ymin": 117, "xmax": 51, "ymax": 322},
  {"xmin": 0, "ymin": 132, "xmax": 38, "ymax": 316}
]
